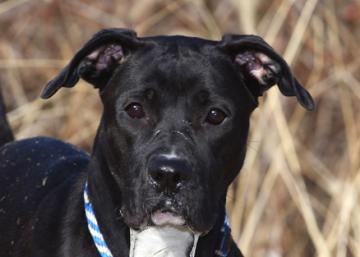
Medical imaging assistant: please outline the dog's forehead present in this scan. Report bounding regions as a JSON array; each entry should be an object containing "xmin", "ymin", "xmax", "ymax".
[
  {"xmin": 121, "ymin": 35, "xmax": 238, "ymax": 96},
  {"xmin": 106, "ymin": 35, "xmax": 250, "ymax": 107}
]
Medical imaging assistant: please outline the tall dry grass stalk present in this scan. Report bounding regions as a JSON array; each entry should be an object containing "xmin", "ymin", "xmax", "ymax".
[{"xmin": 0, "ymin": 0, "xmax": 359, "ymax": 256}]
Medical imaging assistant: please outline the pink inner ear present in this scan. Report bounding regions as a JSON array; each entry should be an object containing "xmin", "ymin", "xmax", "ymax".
[
  {"xmin": 235, "ymin": 51, "xmax": 280, "ymax": 86},
  {"xmin": 86, "ymin": 44, "xmax": 124, "ymax": 72}
]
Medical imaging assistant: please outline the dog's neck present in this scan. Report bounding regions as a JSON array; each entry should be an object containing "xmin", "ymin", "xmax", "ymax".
[
  {"xmin": 85, "ymin": 140, "xmax": 230, "ymax": 257},
  {"xmin": 86, "ymin": 146, "xmax": 130, "ymax": 256}
]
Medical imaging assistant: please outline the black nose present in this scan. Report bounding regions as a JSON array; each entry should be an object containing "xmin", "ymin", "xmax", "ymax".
[{"xmin": 148, "ymin": 155, "xmax": 191, "ymax": 193}]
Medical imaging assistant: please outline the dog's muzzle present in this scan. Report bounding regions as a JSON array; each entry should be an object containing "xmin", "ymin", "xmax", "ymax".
[{"xmin": 146, "ymin": 154, "xmax": 193, "ymax": 227}]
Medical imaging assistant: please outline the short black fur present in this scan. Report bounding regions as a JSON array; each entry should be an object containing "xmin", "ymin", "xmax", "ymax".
[{"xmin": 0, "ymin": 28, "xmax": 314, "ymax": 257}]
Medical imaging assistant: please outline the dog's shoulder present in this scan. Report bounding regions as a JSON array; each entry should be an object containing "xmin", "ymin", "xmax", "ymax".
[
  {"xmin": 0, "ymin": 136, "xmax": 90, "ymax": 256},
  {"xmin": 0, "ymin": 136, "xmax": 90, "ymax": 209}
]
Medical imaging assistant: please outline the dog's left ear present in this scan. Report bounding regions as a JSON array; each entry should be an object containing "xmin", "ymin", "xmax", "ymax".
[
  {"xmin": 41, "ymin": 28, "xmax": 144, "ymax": 99},
  {"xmin": 219, "ymin": 34, "xmax": 314, "ymax": 111}
]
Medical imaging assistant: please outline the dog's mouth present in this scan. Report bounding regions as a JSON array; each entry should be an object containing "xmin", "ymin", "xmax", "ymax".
[
  {"xmin": 143, "ymin": 197, "xmax": 188, "ymax": 227},
  {"xmin": 150, "ymin": 209, "xmax": 186, "ymax": 226},
  {"xmin": 121, "ymin": 189, "xmax": 217, "ymax": 232},
  {"xmin": 120, "ymin": 197, "xmax": 191, "ymax": 230}
]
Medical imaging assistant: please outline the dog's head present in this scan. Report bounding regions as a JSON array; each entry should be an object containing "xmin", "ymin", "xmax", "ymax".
[{"xmin": 43, "ymin": 29, "xmax": 314, "ymax": 233}]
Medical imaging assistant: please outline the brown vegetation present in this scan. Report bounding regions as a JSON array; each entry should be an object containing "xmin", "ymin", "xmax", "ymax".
[{"xmin": 0, "ymin": 0, "xmax": 359, "ymax": 256}]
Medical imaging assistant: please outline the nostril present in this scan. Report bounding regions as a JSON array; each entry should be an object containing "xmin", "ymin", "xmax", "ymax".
[
  {"xmin": 148, "ymin": 165, "xmax": 165, "ymax": 184},
  {"xmin": 150, "ymin": 169, "xmax": 164, "ymax": 183},
  {"xmin": 173, "ymin": 173, "xmax": 181, "ymax": 185}
]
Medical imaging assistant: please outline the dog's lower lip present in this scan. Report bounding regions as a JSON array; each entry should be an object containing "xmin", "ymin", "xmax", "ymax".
[{"xmin": 151, "ymin": 210, "xmax": 185, "ymax": 226}]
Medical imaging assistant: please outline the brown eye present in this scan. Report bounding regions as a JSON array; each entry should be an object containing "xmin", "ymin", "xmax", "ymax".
[
  {"xmin": 125, "ymin": 103, "xmax": 145, "ymax": 119},
  {"xmin": 205, "ymin": 108, "xmax": 227, "ymax": 125}
]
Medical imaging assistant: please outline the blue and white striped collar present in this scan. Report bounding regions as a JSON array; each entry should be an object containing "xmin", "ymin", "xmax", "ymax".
[
  {"xmin": 84, "ymin": 182, "xmax": 231, "ymax": 257},
  {"xmin": 84, "ymin": 182, "xmax": 113, "ymax": 257}
]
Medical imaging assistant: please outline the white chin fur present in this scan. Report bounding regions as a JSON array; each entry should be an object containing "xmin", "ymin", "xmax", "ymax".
[{"xmin": 130, "ymin": 225, "xmax": 200, "ymax": 257}]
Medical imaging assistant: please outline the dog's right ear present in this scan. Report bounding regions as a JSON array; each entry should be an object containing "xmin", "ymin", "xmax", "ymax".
[
  {"xmin": 41, "ymin": 28, "xmax": 143, "ymax": 99},
  {"xmin": 218, "ymin": 34, "xmax": 315, "ymax": 111}
]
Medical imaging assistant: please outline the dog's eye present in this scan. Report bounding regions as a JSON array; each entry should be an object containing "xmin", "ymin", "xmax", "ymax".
[
  {"xmin": 205, "ymin": 108, "xmax": 227, "ymax": 125},
  {"xmin": 125, "ymin": 103, "xmax": 145, "ymax": 119}
]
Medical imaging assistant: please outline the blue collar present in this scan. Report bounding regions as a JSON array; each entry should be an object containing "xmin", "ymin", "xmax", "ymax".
[{"xmin": 84, "ymin": 182, "xmax": 231, "ymax": 257}]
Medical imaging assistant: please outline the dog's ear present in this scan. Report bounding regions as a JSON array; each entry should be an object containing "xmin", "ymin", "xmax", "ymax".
[
  {"xmin": 41, "ymin": 28, "xmax": 143, "ymax": 99},
  {"xmin": 219, "ymin": 34, "xmax": 314, "ymax": 111}
]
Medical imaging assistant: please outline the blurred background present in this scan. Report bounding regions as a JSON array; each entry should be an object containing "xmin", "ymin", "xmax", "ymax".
[{"xmin": 0, "ymin": 0, "xmax": 359, "ymax": 256}]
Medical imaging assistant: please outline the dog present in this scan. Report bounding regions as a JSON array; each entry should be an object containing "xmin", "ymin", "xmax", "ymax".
[{"xmin": 0, "ymin": 28, "xmax": 314, "ymax": 257}]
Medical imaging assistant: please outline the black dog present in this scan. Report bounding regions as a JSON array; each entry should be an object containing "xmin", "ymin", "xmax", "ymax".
[{"xmin": 0, "ymin": 28, "xmax": 314, "ymax": 257}]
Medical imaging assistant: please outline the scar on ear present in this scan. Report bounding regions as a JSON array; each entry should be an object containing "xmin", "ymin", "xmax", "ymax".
[{"xmin": 235, "ymin": 51, "xmax": 281, "ymax": 86}]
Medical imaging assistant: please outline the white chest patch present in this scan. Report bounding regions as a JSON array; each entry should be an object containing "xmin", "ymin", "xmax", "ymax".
[{"xmin": 129, "ymin": 226, "xmax": 200, "ymax": 257}]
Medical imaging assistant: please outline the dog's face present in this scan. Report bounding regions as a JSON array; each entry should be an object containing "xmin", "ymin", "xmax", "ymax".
[
  {"xmin": 42, "ymin": 29, "xmax": 314, "ymax": 233},
  {"xmin": 99, "ymin": 37, "xmax": 255, "ymax": 232}
]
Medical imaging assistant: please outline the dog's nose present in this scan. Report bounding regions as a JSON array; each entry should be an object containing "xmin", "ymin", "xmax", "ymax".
[{"xmin": 148, "ymin": 155, "xmax": 191, "ymax": 192}]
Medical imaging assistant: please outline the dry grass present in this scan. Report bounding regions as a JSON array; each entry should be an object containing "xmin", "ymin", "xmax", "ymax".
[{"xmin": 0, "ymin": 0, "xmax": 359, "ymax": 256}]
